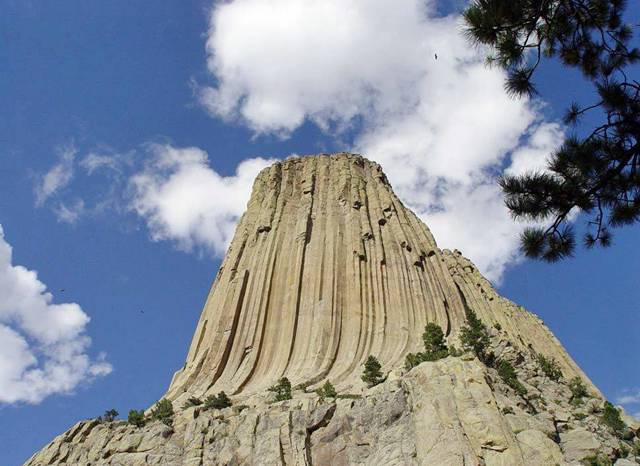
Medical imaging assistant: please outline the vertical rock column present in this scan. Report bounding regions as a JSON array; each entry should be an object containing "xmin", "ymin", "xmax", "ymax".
[{"xmin": 165, "ymin": 153, "xmax": 592, "ymax": 401}]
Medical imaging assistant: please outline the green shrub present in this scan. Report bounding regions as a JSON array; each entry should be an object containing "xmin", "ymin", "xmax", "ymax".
[
  {"xmin": 601, "ymin": 402, "xmax": 626, "ymax": 436},
  {"xmin": 537, "ymin": 355, "xmax": 563, "ymax": 381},
  {"xmin": 361, "ymin": 355, "xmax": 384, "ymax": 388},
  {"xmin": 316, "ymin": 380, "xmax": 337, "ymax": 401},
  {"xmin": 405, "ymin": 352, "xmax": 423, "ymax": 370},
  {"xmin": 268, "ymin": 377, "xmax": 292, "ymax": 402},
  {"xmin": 100, "ymin": 409, "xmax": 118, "ymax": 422},
  {"xmin": 150, "ymin": 398, "xmax": 174, "ymax": 426},
  {"xmin": 581, "ymin": 453, "xmax": 613, "ymax": 466},
  {"xmin": 493, "ymin": 323, "xmax": 502, "ymax": 331},
  {"xmin": 569, "ymin": 377, "xmax": 588, "ymax": 404},
  {"xmin": 204, "ymin": 391, "xmax": 232, "ymax": 409},
  {"xmin": 619, "ymin": 443, "xmax": 630, "ymax": 458},
  {"xmin": 459, "ymin": 308, "xmax": 491, "ymax": 363},
  {"xmin": 497, "ymin": 360, "xmax": 527, "ymax": 396},
  {"xmin": 182, "ymin": 397, "xmax": 202, "ymax": 409},
  {"xmin": 423, "ymin": 323, "xmax": 447, "ymax": 354},
  {"xmin": 127, "ymin": 409, "xmax": 146, "ymax": 428},
  {"xmin": 448, "ymin": 345, "xmax": 462, "ymax": 357},
  {"xmin": 405, "ymin": 323, "xmax": 450, "ymax": 370}
]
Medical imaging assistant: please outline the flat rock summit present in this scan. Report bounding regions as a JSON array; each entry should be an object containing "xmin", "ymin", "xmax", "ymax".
[{"xmin": 27, "ymin": 153, "xmax": 639, "ymax": 466}]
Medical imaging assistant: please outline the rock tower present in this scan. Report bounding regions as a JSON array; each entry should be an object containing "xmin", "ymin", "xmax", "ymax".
[
  {"xmin": 165, "ymin": 153, "xmax": 589, "ymax": 401},
  {"xmin": 26, "ymin": 154, "xmax": 639, "ymax": 466}
]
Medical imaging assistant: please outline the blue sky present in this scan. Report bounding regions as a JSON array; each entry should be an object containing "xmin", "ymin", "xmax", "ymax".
[{"xmin": 1, "ymin": 1, "xmax": 638, "ymax": 464}]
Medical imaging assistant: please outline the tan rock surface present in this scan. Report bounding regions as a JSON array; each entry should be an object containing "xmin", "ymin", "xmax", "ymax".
[
  {"xmin": 25, "ymin": 357, "xmax": 638, "ymax": 465},
  {"xmin": 165, "ymin": 153, "xmax": 594, "ymax": 403},
  {"xmin": 26, "ymin": 153, "xmax": 638, "ymax": 465}
]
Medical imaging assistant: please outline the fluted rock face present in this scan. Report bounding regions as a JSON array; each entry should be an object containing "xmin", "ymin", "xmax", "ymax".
[
  {"xmin": 166, "ymin": 153, "xmax": 591, "ymax": 401},
  {"xmin": 28, "ymin": 153, "xmax": 640, "ymax": 466}
]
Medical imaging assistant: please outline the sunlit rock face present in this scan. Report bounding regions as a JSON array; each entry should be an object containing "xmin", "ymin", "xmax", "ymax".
[
  {"xmin": 30, "ymin": 154, "xmax": 639, "ymax": 466},
  {"xmin": 165, "ymin": 153, "xmax": 592, "ymax": 402}
]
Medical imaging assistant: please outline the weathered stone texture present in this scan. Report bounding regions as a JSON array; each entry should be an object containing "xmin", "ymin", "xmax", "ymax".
[
  {"xmin": 166, "ymin": 153, "xmax": 593, "ymax": 402},
  {"xmin": 26, "ymin": 154, "xmax": 639, "ymax": 466}
]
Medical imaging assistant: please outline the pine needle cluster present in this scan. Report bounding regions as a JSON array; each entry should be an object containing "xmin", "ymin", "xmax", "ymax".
[{"xmin": 464, "ymin": 0, "xmax": 640, "ymax": 260}]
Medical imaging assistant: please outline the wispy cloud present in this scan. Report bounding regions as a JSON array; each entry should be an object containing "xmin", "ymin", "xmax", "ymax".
[
  {"xmin": 0, "ymin": 225, "xmax": 111, "ymax": 404},
  {"xmin": 52, "ymin": 199, "xmax": 86, "ymax": 225},
  {"xmin": 34, "ymin": 144, "xmax": 77, "ymax": 206},
  {"xmin": 616, "ymin": 388, "xmax": 640, "ymax": 406},
  {"xmin": 196, "ymin": 0, "xmax": 565, "ymax": 282},
  {"xmin": 80, "ymin": 152, "xmax": 122, "ymax": 175}
]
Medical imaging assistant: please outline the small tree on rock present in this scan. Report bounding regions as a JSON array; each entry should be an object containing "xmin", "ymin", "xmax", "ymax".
[
  {"xmin": 268, "ymin": 377, "xmax": 292, "ymax": 402},
  {"xmin": 182, "ymin": 397, "xmax": 203, "ymax": 409},
  {"xmin": 569, "ymin": 376, "xmax": 589, "ymax": 405},
  {"xmin": 204, "ymin": 391, "xmax": 232, "ymax": 409},
  {"xmin": 127, "ymin": 409, "xmax": 146, "ymax": 428},
  {"xmin": 316, "ymin": 380, "xmax": 337, "ymax": 401},
  {"xmin": 405, "ymin": 323, "xmax": 450, "ymax": 370},
  {"xmin": 537, "ymin": 355, "xmax": 563, "ymax": 382},
  {"xmin": 601, "ymin": 401, "xmax": 626, "ymax": 436},
  {"xmin": 423, "ymin": 323, "xmax": 447, "ymax": 354},
  {"xmin": 102, "ymin": 409, "xmax": 119, "ymax": 422},
  {"xmin": 497, "ymin": 360, "xmax": 527, "ymax": 397},
  {"xmin": 150, "ymin": 398, "xmax": 174, "ymax": 426},
  {"xmin": 362, "ymin": 355, "xmax": 384, "ymax": 388},
  {"xmin": 460, "ymin": 308, "xmax": 491, "ymax": 363}
]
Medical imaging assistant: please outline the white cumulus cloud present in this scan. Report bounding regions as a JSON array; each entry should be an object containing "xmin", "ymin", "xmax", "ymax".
[
  {"xmin": 129, "ymin": 144, "xmax": 274, "ymax": 255},
  {"xmin": 0, "ymin": 226, "xmax": 111, "ymax": 404},
  {"xmin": 198, "ymin": 0, "xmax": 565, "ymax": 282}
]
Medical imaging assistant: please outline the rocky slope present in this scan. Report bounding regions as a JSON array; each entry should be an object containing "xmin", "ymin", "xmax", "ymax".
[
  {"xmin": 26, "ymin": 344, "xmax": 640, "ymax": 465},
  {"xmin": 26, "ymin": 153, "xmax": 639, "ymax": 465}
]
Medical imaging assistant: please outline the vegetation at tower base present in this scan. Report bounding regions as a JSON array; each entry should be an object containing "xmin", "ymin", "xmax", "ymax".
[
  {"xmin": 182, "ymin": 396, "xmax": 203, "ymax": 409},
  {"xmin": 127, "ymin": 409, "xmax": 145, "ymax": 428},
  {"xmin": 601, "ymin": 401, "xmax": 627, "ymax": 436},
  {"xmin": 268, "ymin": 377, "xmax": 292, "ymax": 402},
  {"xmin": 497, "ymin": 359, "xmax": 528, "ymax": 397},
  {"xmin": 150, "ymin": 399, "xmax": 174, "ymax": 426},
  {"xmin": 97, "ymin": 409, "xmax": 118, "ymax": 423},
  {"xmin": 23, "ymin": 154, "xmax": 640, "ymax": 466},
  {"xmin": 405, "ymin": 323, "xmax": 450, "ymax": 370},
  {"xmin": 315, "ymin": 381, "xmax": 337, "ymax": 401},
  {"xmin": 570, "ymin": 375, "xmax": 590, "ymax": 405},
  {"xmin": 361, "ymin": 355, "xmax": 384, "ymax": 388},
  {"xmin": 464, "ymin": 0, "xmax": 640, "ymax": 261},
  {"xmin": 459, "ymin": 307, "xmax": 492, "ymax": 363},
  {"xmin": 537, "ymin": 354, "xmax": 564, "ymax": 382},
  {"xmin": 204, "ymin": 391, "xmax": 232, "ymax": 410}
]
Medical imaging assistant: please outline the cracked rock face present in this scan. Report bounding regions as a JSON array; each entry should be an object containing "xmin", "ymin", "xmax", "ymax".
[
  {"xmin": 25, "ymin": 356, "xmax": 640, "ymax": 466},
  {"xmin": 165, "ymin": 153, "xmax": 593, "ymax": 402},
  {"xmin": 26, "ymin": 154, "xmax": 639, "ymax": 465}
]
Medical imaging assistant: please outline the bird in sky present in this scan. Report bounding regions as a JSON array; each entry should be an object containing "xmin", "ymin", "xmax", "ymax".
[{"xmin": 434, "ymin": 53, "xmax": 438, "ymax": 60}]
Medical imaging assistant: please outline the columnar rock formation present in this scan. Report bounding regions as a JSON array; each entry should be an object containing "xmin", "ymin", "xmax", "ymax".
[
  {"xmin": 27, "ymin": 153, "xmax": 639, "ymax": 466},
  {"xmin": 166, "ymin": 153, "xmax": 591, "ymax": 402}
]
